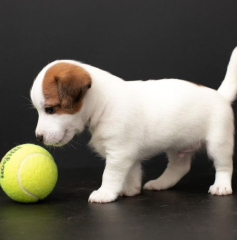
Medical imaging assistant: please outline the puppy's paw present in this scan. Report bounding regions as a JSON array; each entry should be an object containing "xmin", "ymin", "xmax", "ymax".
[
  {"xmin": 88, "ymin": 188, "xmax": 118, "ymax": 203},
  {"xmin": 208, "ymin": 184, "xmax": 233, "ymax": 196},
  {"xmin": 121, "ymin": 185, "xmax": 141, "ymax": 197},
  {"xmin": 143, "ymin": 179, "xmax": 169, "ymax": 191}
]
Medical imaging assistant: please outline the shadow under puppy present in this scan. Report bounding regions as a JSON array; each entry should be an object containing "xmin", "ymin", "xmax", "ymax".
[{"xmin": 30, "ymin": 48, "xmax": 237, "ymax": 203}]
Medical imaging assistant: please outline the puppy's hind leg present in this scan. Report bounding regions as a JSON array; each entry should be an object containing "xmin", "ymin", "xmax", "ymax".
[
  {"xmin": 207, "ymin": 119, "xmax": 234, "ymax": 196},
  {"xmin": 144, "ymin": 151, "xmax": 192, "ymax": 191}
]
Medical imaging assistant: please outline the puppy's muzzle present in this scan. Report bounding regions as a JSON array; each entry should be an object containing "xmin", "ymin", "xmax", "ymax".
[{"xmin": 36, "ymin": 134, "xmax": 44, "ymax": 142}]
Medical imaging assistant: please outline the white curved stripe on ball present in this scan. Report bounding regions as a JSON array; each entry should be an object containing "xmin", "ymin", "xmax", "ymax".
[{"xmin": 17, "ymin": 153, "xmax": 51, "ymax": 201}]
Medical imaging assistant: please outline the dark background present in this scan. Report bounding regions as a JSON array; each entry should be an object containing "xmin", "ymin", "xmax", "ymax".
[{"xmin": 0, "ymin": 0, "xmax": 237, "ymax": 169}]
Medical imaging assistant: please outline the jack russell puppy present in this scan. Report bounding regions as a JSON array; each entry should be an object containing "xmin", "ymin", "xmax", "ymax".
[{"xmin": 30, "ymin": 48, "xmax": 237, "ymax": 203}]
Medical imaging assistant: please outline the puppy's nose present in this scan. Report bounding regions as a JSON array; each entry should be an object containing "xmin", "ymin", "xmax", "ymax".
[{"xmin": 36, "ymin": 134, "xmax": 44, "ymax": 142}]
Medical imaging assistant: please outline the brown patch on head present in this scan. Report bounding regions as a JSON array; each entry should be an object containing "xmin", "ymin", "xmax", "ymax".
[{"xmin": 43, "ymin": 62, "xmax": 92, "ymax": 114}]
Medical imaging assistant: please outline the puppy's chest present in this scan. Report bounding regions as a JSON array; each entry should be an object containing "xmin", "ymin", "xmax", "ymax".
[{"xmin": 88, "ymin": 137, "xmax": 106, "ymax": 158}]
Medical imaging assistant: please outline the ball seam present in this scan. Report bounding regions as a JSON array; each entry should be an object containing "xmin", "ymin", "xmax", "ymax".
[{"xmin": 17, "ymin": 153, "xmax": 52, "ymax": 201}]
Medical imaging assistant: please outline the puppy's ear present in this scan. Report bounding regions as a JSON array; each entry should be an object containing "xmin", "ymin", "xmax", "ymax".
[{"xmin": 55, "ymin": 69, "xmax": 91, "ymax": 110}]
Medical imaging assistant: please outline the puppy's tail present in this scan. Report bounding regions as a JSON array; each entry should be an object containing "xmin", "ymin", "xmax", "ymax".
[{"xmin": 218, "ymin": 47, "xmax": 237, "ymax": 103}]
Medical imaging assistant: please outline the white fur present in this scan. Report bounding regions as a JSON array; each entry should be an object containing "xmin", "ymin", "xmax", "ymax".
[{"xmin": 30, "ymin": 48, "xmax": 237, "ymax": 203}]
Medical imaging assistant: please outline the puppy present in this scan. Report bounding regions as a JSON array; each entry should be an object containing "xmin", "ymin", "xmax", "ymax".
[{"xmin": 30, "ymin": 48, "xmax": 237, "ymax": 203}]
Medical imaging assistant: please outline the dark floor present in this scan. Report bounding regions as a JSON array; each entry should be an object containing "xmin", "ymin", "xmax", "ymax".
[{"xmin": 1, "ymin": 160, "xmax": 237, "ymax": 240}]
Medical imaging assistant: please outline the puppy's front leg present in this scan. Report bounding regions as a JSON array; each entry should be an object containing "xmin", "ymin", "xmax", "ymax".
[{"xmin": 89, "ymin": 156, "xmax": 134, "ymax": 203}]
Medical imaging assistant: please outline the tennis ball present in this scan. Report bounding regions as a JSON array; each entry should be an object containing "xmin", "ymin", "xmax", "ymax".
[{"xmin": 0, "ymin": 144, "xmax": 58, "ymax": 203}]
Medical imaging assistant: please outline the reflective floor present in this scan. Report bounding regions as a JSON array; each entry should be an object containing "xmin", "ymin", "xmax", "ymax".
[{"xmin": 0, "ymin": 161, "xmax": 237, "ymax": 240}]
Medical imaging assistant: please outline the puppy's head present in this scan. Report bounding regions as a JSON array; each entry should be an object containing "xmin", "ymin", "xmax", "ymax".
[{"xmin": 30, "ymin": 61, "xmax": 91, "ymax": 146}]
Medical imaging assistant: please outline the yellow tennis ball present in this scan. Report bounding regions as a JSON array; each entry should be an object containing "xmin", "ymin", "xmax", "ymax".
[{"xmin": 0, "ymin": 144, "xmax": 58, "ymax": 203}]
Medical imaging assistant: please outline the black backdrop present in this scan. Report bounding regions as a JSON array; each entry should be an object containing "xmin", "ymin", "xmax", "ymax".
[{"xmin": 1, "ymin": 0, "xmax": 237, "ymax": 169}]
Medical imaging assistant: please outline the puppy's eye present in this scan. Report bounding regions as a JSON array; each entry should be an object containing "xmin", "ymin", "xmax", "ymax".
[{"xmin": 45, "ymin": 107, "xmax": 54, "ymax": 114}]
